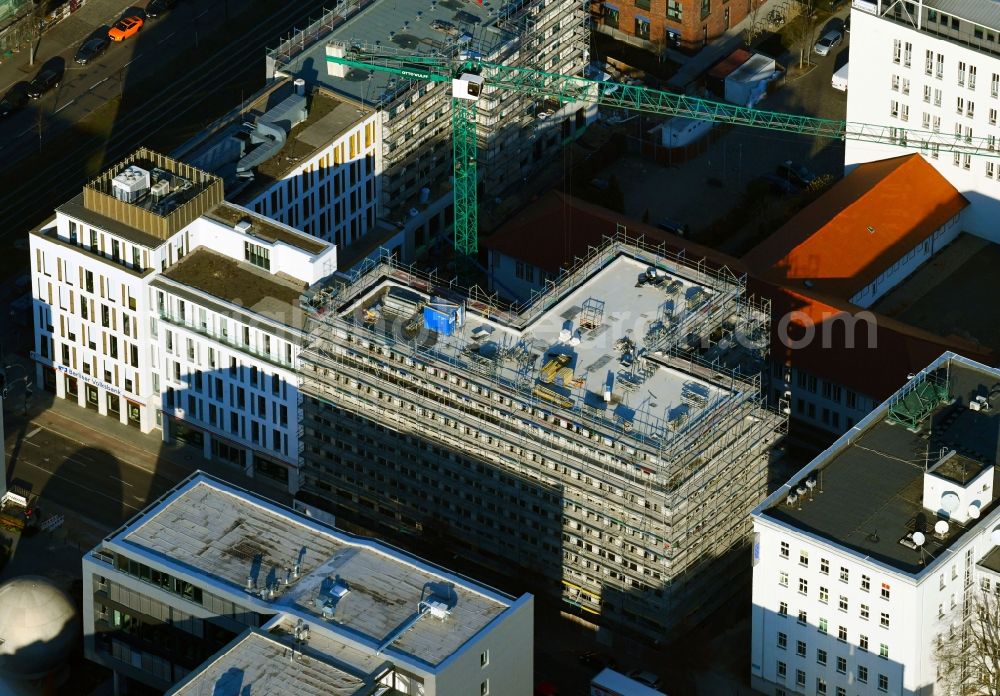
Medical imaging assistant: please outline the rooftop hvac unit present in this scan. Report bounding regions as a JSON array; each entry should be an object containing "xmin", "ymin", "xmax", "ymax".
[
  {"xmin": 329, "ymin": 579, "xmax": 350, "ymax": 599},
  {"xmin": 235, "ymin": 219, "xmax": 253, "ymax": 234},
  {"xmin": 111, "ymin": 165, "xmax": 151, "ymax": 203},
  {"xmin": 149, "ymin": 179, "xmax": 170, "ymax": 201},
  {"xmin": 424, "ymin": 598, "xmax": 451, "ymax": 620}
]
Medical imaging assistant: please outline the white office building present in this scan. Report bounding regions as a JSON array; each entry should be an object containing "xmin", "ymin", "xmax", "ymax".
[
  {"xmin": 846, "ymin": 0, "xmax": 1000, "ymax": 240},
  {"xmin": 29, "ymin": 149, "xmax": 337, "ymax": 490},
  {"xmin": 83, "ymin": 472, "xmax": 533, "ymax": 695},
  {"xmin": 751, "ymin": 352, "xmax": 1000, "ymax": 696}
]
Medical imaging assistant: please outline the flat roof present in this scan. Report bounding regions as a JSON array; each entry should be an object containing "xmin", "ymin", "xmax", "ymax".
[
  {"xmin": 168, "ymin": 631, "xmax": 368, "ymax": 696},
  {"xmin": 79, "ymin": 148, "xmax": 224, "ymax": 243},
  {"xmin": 761, "ymin": 356, "xmax": 1000, "ymax": 574},
  {"xmin": 978, "ymin": 545, "xmax": 1000, "ymax": 574},
  {"xmin": 873, "ymin": 233, "xmax": 1000, "ymax": 355},
  {"xmin": 274, "ymin": 0, "xmax": 499, "ymax": 103},
  {"xmin": 206, "ymin": 202, "xmax": 329, "ymax": 255},
  {"xmin": 114, "ymin": 475, "xmax": 512, "ymax": 666},
  {"xmin": 158, "ymin": 248, "xmax": 308, "ymax": 329},
  {"xmin": 183, "ymin": 84, "xmax": 372, "ymax": 203},
  {"xmin": 339, "ymin": 254, "xmax": 739, "ymax": 449}
]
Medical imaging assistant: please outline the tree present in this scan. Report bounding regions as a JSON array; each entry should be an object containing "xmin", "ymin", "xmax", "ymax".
[
  {"xmin": 789, "ymin": 0, "xmax": 818, "ymax": 70},
  {"xmin": 934, "ymin": 587, "xmax": 1000, "ymax": 695},
  {"xmin": 744, "ymin": 0, "xmax": 764, "ymax": 48},
  {"xmin": 28, "ymin": 0, "xmax": 49, "ymax": 67}
]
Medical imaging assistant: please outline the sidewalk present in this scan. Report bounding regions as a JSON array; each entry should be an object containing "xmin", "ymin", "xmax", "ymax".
[
  {"xmin": 666, "ymin": 0, "xmax": 786, "ymax": 90},
  {"xmin": 0, "ymin": 0, "xmax": 133, "ymax": 92},
  {"xmin": 29, "ymin": 395, "xmax": 295, "ymax": 504}
]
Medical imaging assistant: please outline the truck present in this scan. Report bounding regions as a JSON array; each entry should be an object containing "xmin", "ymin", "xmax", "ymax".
[
  {"xmin": 0, "ymin": 483, "xmax": 37, "ymax": 533},
  {"xmin": 591, "ymin": 668, "xmax": 668, "ymax": 696},
  {"xmin": 832, "ymin": 61, "xmax": 849, "ymax": 92}
]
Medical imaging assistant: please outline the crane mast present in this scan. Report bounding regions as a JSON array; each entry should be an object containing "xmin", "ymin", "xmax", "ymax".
[{"xmin": 327, "ymin": 44, "xmax": 998, "ymax": 254}]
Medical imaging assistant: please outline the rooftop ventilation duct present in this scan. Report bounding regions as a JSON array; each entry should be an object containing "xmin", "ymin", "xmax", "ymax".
[{"xmin": 236, "ymin": 93, "xmax": 308, "ymax": 174}]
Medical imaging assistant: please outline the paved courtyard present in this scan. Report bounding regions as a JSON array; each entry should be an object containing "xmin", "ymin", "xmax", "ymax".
[{"xmin": 602, "ymin": 15, "xmax": 850, "ymax": 250}]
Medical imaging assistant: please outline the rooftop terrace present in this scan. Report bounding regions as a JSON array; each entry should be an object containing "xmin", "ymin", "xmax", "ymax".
[
  {"xmin": 158, "ymin": 248, "xmax": 308, "ymax": 330},
  {"xmin": 207, "ymin": 202, "xmax": 328, "ymax": 255},
  {"xmin": 762, "ymin": 355, "xmax": 1000, "ymax": 574},
  {"xmin": 113, "ymin": 475, "xmax": 512, "ymax": 667},
  {"xmin": 316, "ymin": 242, "xmax": 764, "ymax": 453}
]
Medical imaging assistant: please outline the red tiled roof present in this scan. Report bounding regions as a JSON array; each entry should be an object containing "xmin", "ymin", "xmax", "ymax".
[
  {"xmin": 743, "ymin": 154, "xmax": 969, "ymax": 300},
  {"xmin": 760, "ymin": 281, "xmax": 991, "ymax": 400}
]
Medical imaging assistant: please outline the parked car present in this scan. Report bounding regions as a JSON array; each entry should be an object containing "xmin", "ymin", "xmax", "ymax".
[
  {"xmin": 0, "ymin": 82, "xmax": 29, "ymax": 118},
  {"xmin": 27, "ymin": 65, "xmax": 63, "ymax": 99},
  {"xmin": 657, "ymin": 218, "xmax": 689, "ymax": 236},
  {"xmin": 108, "ymin": 15, "xmax": 143, "ymax": 41},
  {"xmin": 146, "ymin": 0, "xmax": 177, "ymax": 18},
  {"xmin": 775, "ymin": 160, "xmax": 818, "ymax": 188},
  {"xmin": 75, "ymin": 35, "xmax": 110, "ymax": 65},
  {"xmin": 813, "ymin": 29, "xmax": 843, "ymax": 56},
  {"xmin": 760, "ymin": 173, "xmax": 800, "ymax": 194}
]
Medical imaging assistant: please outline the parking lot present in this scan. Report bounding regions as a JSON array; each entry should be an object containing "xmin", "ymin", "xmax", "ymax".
[{"xmin": 601, "ymin": 12, "xmax": 850, "ymax": 255}]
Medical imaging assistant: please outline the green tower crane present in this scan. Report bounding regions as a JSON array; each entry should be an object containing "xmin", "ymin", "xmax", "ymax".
[{"xmin": 326, "ymin": 44, "xmax": 995, "ymax": 255}]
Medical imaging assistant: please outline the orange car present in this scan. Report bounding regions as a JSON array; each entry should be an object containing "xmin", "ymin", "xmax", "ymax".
[{"xmin": 108, "ymin": 15, "xmax": 143, "ymax": 41}]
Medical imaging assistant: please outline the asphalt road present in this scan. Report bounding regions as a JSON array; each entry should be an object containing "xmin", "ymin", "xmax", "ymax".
[
  {"xmin": 0, "ymin": 0, "xmax": 331, "ymax": 247},
  {"xmin": 5, "ymin": 418, "xmax": 174, "ymax": 528}
]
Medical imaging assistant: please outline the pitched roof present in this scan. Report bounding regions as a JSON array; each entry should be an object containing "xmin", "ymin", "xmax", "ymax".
[
  {"xmin": 743, "ymin": 154, "xmax": 969, "ymax": 299},
  {"xmin": 760, "ymin": 281, "xmax": 992, "ymax": 399},
  {"xmin": 483, "ymin": 190, "xmax": 739, "ymax": 273}
]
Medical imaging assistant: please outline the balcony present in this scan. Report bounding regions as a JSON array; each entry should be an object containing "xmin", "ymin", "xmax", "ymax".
[{"xmin": 158, "ymin": 311, "xmax": 294, "ymax": 370}]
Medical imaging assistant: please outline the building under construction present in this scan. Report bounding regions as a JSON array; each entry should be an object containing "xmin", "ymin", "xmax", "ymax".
[
  {"xmin": 267, "ymin": 0, "xmax": 595, "ymax": 237},
  {"xmin": 297, "ymin": 233, "xmax": 787, "ymax": 638}
]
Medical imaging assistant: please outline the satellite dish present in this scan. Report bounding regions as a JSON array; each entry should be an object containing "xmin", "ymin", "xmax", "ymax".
[
  {"xmin": 992, "ymin": 526, "xmax": 1000, "ymax": 546},
  {"xmin": 934, "ymin": 520, "xmax": 950, "ymax": 535},
  {"xmin": 796, "ymin": 485, "xmax": 807, "ymax": 496},
  {"xmin": 805, "ymin": 478, "xmax": 817, "ymax": 490},
  {"xmin": 941, "ymin": 491, "xmax": 960, "ymax": 514},
  {"xmin": 912, "ymin": 531, "xmax": 926, "ymax": 547},
  {"xmin": 968, "ymin": 503, "xmax": 982, "ymax": 520}
]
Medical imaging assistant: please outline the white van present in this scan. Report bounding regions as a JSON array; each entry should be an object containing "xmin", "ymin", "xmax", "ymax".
[{"xmin": 832, "ymin": 61, "xmax": 849, "ymax": 91}]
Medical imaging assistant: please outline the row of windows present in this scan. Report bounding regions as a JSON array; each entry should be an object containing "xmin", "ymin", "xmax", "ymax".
[
  {"xmin": 158, "ymin": 295, "xmax": 295, "ymax": 367},
  {"xmin": 64, "ymin": 219, "xmax": 148, "ymax": 272},
  {"xmin": 777, "ymin": 630, "xmax": 890, "ymax": 660},
  {"xmin": 775, "ymin": 659, "xmax": 889, "ymax": 693},
  {"xmin": 113, "ymin": 554, "xmax": 204, "ymax": 605},
  {"xmin": 778, "ymin": 543, "xmax": 891, "ymax": 599}
]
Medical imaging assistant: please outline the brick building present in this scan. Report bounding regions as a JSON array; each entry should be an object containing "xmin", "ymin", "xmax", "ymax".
[{"xmin": 593, "ymin": 0, "xmax": 762, "ymax": 54}]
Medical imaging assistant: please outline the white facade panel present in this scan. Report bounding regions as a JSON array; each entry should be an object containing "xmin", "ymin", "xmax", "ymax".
[
  {"xmin": 242, "ymin": 112, "xmax": 381, "ymax": 250},
  {"xmin": 31, "ymin": 195, "xmax": 331, "ymax": 493},
  {"xmin": 845, "ymin": 7, "xmax": 1000, "ymax": 241}
]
